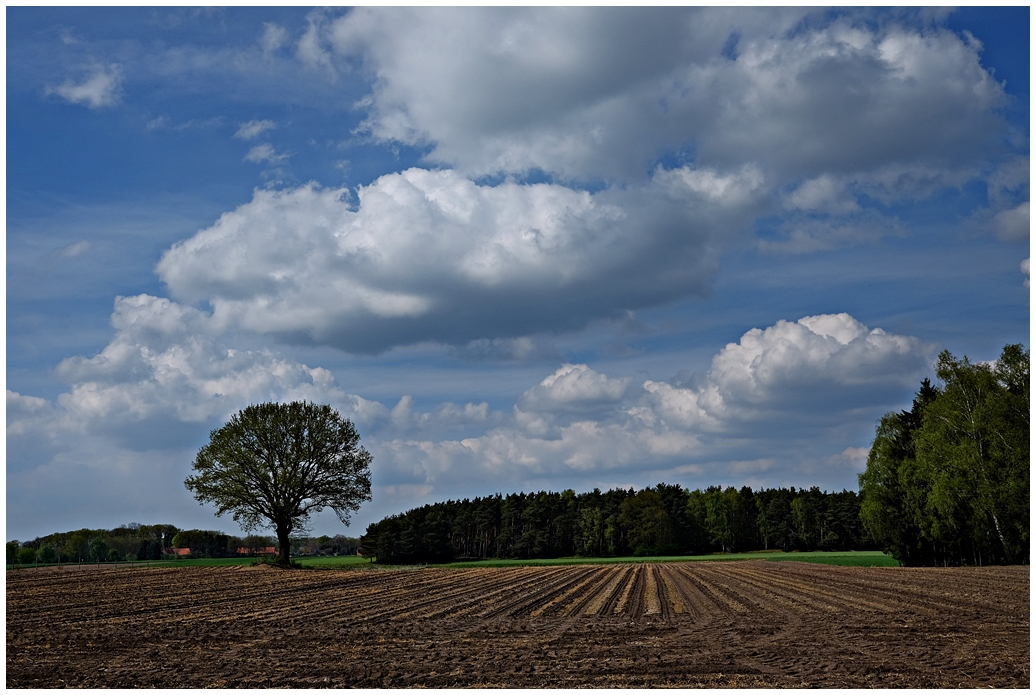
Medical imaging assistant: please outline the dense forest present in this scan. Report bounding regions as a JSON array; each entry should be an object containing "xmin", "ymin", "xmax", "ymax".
[
  {"xmin": 859, "ymin": 345, "xmax": 1029, "ymax": 566},
  {"xmin": 361, "ymin": 484, "xmax": 875, "ymax": 564}
]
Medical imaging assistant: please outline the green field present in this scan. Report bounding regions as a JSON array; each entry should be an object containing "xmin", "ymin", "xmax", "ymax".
[
  {"xmin": 8, "ymin": 550, "xmax": 898, "ymax": 571},
  {"xmin": 440, "ymin": 550, "xmax": 899, "ymax": 569}
]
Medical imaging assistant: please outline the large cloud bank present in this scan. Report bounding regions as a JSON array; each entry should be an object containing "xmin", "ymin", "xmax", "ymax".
[
  {"xmin": 331, "ymin": 8, "xmax": 1005, "ymax": 183},
  {"xmin": 156, "ymin": 167, "xmax": 756, "ymax": 352},
  {"xmin": 150, "ymin": 8, "xmax": 1018, "ymax": 355}
]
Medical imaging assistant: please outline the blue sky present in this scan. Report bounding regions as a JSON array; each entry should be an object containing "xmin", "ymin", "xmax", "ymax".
[{"xmin": 6, "ymin": 7, "xmax": 1029, "ymax": 542}]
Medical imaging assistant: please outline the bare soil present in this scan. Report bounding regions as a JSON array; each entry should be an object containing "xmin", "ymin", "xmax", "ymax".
[{"xmin": 6, "ymin": 560, "xmax": 1029, "ymax": 688}]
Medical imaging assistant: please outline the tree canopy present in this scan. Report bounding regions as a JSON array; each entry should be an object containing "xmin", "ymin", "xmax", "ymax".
[
  {"xmin": 185, "ymin": 401, "xmax": 372, "ymax": 566},
  {"xmin": 859, "ymin": 344, "xmax": 1029, "ymax": 566},
  {"xmin": 361, "ymin": 483, "xmax": 873, "ymax": 564}
]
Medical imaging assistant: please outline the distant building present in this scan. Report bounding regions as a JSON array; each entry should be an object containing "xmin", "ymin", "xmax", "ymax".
[
  {"xmin": 237, "ymin": 546, "xmax": 277, "ymax": 556},
  {"xmin": 164, "ymin": 548, "xmax": 191, "ymax": 557}
]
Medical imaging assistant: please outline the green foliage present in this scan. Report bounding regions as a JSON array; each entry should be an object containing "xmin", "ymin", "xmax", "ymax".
[
  {"xmin": 756, "ymin": 488, "xmax": 795, "ymax": 551},
  {"xmin": 620, "ymin": 489, "xmax": 672, "ymax": 554},
  {"xmin": 63, "ymin": 531, "xmax": 91, "ymax": 562},
  {"xmin": 860, "ymin": 345, "xmax": 1029, "ymax": 566},
  {"xmin": 363, "ymin": 483, "xmax": 872, "ymax": 564},
  {"xmin": 171, "ymin": 530, "xmax": 235, "ymax": 558},
  {"xmin": 705, "ymin": 486, "xmax": 756, "ymax": 552},
  {"xmin": 88, "ymin": 537, "xmax": 109, "ymax": 562},
  {"xmin": 136, "ymin": 539, "xmax": 163, "ymax": 561},
  {"xmin": 11, "ymin": 524, "xmax": 180, "ymax": 565},
  {"xmin": 38, "ymin": 544, "xmax": 57, "ymax": 563},
  {"xmin": 185, "ymin": 401, "xmax": 373, "ymax": 567},
  {"xmin": 578, "ymin": 505, "xmax": 605, "ymax": 557}
]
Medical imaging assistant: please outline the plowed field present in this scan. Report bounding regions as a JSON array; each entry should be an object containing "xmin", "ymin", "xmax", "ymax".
[{"xmin": 7, "ymin": 561, "xmax": 1028, "ymax": 688}]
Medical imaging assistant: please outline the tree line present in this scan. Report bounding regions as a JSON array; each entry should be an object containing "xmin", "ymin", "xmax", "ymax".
[
  {"xmin": 859, "ymin": 345, "xmax": 1028, "ymax": 566},
  {"xmin": 6, "ymin": 522, "xmax": 361, "ymax": 565},
  {"xmin": 361, "ymin": 484, "xmax": 875, "ymax": 564},
  {"xmin": 7, "ymin": 523, "xmax": 179, "ymax": 565}
]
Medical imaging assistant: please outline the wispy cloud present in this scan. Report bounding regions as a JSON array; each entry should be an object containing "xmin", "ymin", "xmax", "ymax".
[
  {"xmin": 993, "ymin": 202, "xmax": 1030, "ymax": 242},
  {"xmin": 296, "ymin": 11, "xmax": 336, "ymax": 80},
  {"xmin": 243, "ymin": 143, "xmax": 289, "ymax": 164},
  {"xmin": 59, "ymin": 240, "xmax": 90, "ymax": 258},
  {"xmin": 260, "ymin": 22, "xmax": 289, "ymax": 54},
  {"xmin": 46, "ymin": 63, "xmax": 123, "ymax": 108},
  {"xmin": 234, "ymin": 119, "xmax": 277, "ymax": 140},
  {"xmin": 146, "ymin": 115, "xmax": 224, "ymax": 132}
]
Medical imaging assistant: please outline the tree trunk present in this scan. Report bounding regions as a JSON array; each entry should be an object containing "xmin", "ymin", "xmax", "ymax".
[
  {"xmin": 276, "ymin": 527, "xmax": 292, "ymax": 567},
  {"xmin": 991, "ymin": 513, "xmax": 1011, "ymax": 563}
]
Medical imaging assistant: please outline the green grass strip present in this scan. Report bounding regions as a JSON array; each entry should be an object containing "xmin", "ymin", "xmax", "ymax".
[
  {"xmin": 7, "ymin": 550, "xmax": 899, "ymax": 571},
  {"xmin": 440, "ymin": 550, "xmax": 898, "ymax": 569}
]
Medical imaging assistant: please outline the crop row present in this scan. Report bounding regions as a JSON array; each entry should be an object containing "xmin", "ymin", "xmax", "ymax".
[{"xmin": 8, "ymin": 561, "xmax": 1027, "ymax": 632}]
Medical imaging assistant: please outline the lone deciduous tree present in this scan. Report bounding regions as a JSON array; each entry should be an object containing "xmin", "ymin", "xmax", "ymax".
[{"xmin": 185, "ymin": 401, "xmax": 373, "ymax": 567}]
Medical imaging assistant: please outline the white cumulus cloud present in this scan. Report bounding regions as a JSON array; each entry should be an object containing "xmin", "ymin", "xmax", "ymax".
[
  {"xmin": 304, "ymin": 7, "xmax": 1013, "ymax": 263},
  {"xmin": 54, "ymin": 294, "xmax": 347, "ymax": 427},
  {"xmin": 369, "ymin": 313, "xmax": 931, "ymax": 493},
  {"xmin": 156, "ymin": 166, "xmax": 750, "ymax": 353},
  {"xmin": 329, "ymin": 8, "xmax": 1005, "ymax": 193},
  {"xmin": 643, "ymin": 313, "xmax": 930, "ymax": 428},
  {"xmin": 517, "ymin": 363, "xmax": 631, "ymax": 415}
]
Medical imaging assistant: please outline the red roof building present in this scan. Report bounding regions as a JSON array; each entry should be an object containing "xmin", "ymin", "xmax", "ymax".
[{"xmin": 237, "ymin": 547, "xmax": 277, "ymax": 556}]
